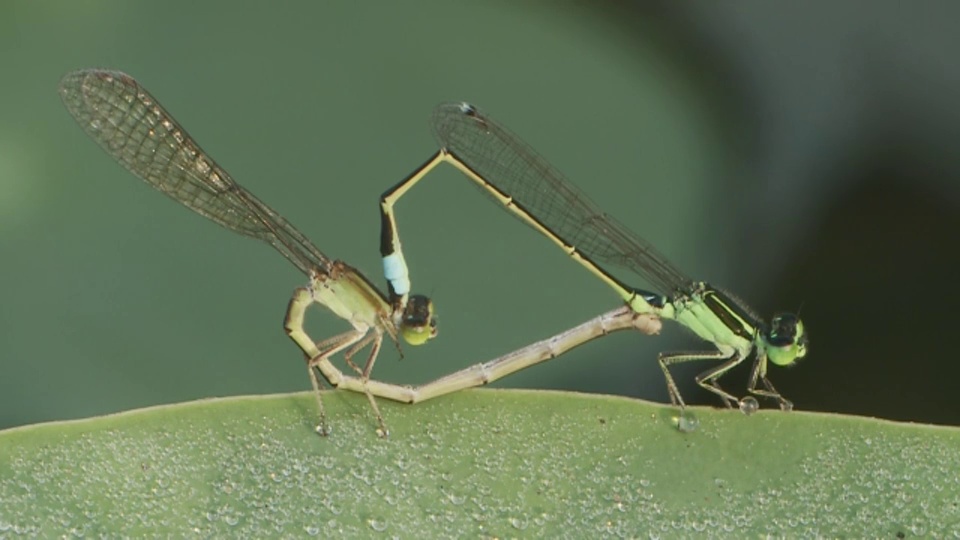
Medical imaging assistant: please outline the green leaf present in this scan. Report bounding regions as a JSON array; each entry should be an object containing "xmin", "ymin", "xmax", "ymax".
[{"xmin": 1, "ymin": 390, "xmax": 957, "ymax": 537}]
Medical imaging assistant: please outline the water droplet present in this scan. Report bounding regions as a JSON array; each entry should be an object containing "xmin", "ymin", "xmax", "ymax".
[
  {"xmin": 367, "ymin": 518, "xmax": 388, "ymax": 532},
  {"xmin": 739, "ymin": 397, "xmax": 759, "ymax": 415},
  {"xmin": 509, "ymin": 517, "xmax": 529, "ymax": 530},
  {"xmin": 675, "ymin": 411, "xmax": 700, "ymax": 433}
]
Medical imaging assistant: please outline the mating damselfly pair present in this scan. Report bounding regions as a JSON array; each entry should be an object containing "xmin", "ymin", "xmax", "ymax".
[{"xmin": 59, "ymin": 69, "xmax": 807, "ymax": 437}]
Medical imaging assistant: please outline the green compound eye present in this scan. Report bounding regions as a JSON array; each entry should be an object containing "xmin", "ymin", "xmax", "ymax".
[
  {"xmin": 766, "ymin": 315, "xmax": 807, "ymax": 367},
  {"xmin": 399, "ymin": 295, "xmax": 438, "ymax": 346}
]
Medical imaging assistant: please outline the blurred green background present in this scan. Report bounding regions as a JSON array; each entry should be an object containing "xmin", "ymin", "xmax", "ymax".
[{"xmin": 2, "ymin": 2, "xmax": 959, "ymax": 430}]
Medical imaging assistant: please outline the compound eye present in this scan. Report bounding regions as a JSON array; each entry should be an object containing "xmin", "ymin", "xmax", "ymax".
[
  {"xmin": 399, "ymin": 294, "xmax": 438, "ymax": 345},
  {"xmin": 767, "ymin": 313, "xmax": 800, "ymax": 347},
  {"xmin": 765, "ymin": 313, "xmax": 806, "ymax": 367}
]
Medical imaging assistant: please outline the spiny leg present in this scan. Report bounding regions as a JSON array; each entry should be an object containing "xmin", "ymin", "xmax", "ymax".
[
  {"xmin": 298, "ymin": 330, "xmax": 364, "ymax": 435},
  {"xmin": 305, "ymin": 360, "xmax": 330, "ymax": 436},
  {"xmin": 692, "ymin": 354, "xmax": 748, "ymax": 408},
  {"xmin": 346, "ymin": 331, "xmax": 389, "ymax": 437},
  {"xmin": 341, "ymin": 332, "xmax": 379, "ymax": 377},
  {"xmin": 286, "ymin": 286, "xmax": 386, "ymax": 435},
  {"xmin": 658, "ymin": 350, "xmax": 735, "ymax": 408},
  {"xmin": 311, "ymin": 324, "xmax": 391, "ymax": 437},
  {"xmin": 316, "ymin": 331, "xmax": 363, "ymax": 359},
  {"xmin": 359, "ymin": 331, "xmax": 384, "ymax": 380},
  {"xmin": 311, "ymin": 329, "xmax": 397, "ymax": 437},
  {"xmin": 658, "ymin": 350, "xmax": 743, "ymax": 431},
  {"xmin": 746, "ymin": 356, "xmax": 793, "ymax": 411}
]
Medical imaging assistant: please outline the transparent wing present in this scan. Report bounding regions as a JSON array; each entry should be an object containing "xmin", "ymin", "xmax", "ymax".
[
  {"xmin": 59, "ymin": 69, "xmax": 330, "ymax": 276},
  {"xmin": 432, "ymin": 102, "xmax": 691, "ymax": 294}
]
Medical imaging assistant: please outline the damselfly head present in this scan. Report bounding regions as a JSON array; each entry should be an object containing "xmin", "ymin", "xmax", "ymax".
[
  {"xmin": 764, "ymin": 313, "xmax": 808, "ymax": 366},
  {"xmin": 400, "ymin": 294, "xmax": 438, "ymax": 346}
]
